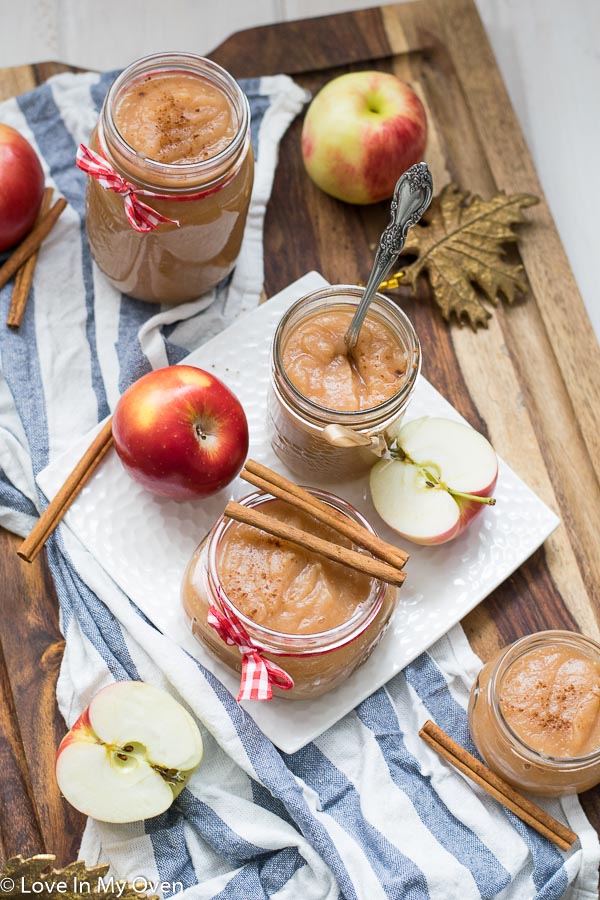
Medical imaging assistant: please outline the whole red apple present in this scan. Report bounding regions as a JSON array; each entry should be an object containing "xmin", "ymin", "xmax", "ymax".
[
  {"xmin": 113, "ymin": 365, "xmax": 249, "ymax": 500},
  {"xmin": 301, "ymin": 71, "xmax": 427, "ymax": 205},
  {"xmin": 0, "ymin": 124, "xmax": 45, "ymax": 251}
]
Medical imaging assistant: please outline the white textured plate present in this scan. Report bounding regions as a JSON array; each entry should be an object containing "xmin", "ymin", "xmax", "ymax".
[{"xmin": 38, "ymin": 272, "xmax": 559, "ymax": 753}]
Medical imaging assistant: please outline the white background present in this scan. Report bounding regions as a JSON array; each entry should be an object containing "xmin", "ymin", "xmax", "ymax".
[{"xmin": 1, "ymin": 0, "xmax": 598, "ymax": 339}]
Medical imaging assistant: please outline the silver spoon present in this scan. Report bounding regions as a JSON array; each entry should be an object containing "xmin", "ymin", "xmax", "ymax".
[{"xmin": 344, "ymin": 162, "xmax": 434, "ymax": 353}]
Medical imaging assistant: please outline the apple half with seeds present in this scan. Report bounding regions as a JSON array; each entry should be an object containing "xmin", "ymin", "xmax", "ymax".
[
  {"xmin": 56, "ymin": 681, "xmax": 203, "ymax": 823},
  {"xmin": 370, "ymin": 416, "xmax": 497, "ymax": 545}
]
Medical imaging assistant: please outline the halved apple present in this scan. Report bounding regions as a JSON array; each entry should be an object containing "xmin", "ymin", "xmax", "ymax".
[
  {"xmin": 55, "ymin": 681, "xmax": 203, "ymax": 823},
  {"xmin": 370, "ymin": 416, "xmax": 497, "ymax": 545}
]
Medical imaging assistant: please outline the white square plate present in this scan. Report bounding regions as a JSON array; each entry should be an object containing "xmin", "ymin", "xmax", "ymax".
[{"xmin": 38, "ymin": 272, "xmax": 559, "ymax": 753}]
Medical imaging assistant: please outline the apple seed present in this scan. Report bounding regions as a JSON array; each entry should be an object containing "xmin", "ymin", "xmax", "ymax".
[{"xmin": 151, "ymin": 763, "xmax": 186, "ymax": 785}]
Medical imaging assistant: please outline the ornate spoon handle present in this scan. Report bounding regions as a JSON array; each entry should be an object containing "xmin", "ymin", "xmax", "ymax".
[{"xmin": 344, "ymin": 162, "xmax": 433, "ymax": 352}]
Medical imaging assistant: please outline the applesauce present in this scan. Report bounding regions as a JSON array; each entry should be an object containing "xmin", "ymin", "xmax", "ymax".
[
  {"xmin": 83, "ymin": 53, "xmax": 254, "ymax": 303},
  {"xmin": 182, "ymin": 489, "xmax": 398, "ymax": 700},
  {"xmin": 113, "ymin": 71, "xmax": 236, "ymax": 165},
  {"xmin": 281, "ymin": 307, "xmax": 407, "ymax": 411},
  {"xmin": 268, "ymin": 285, "xmax": 421, "ymax": 481},
  {"xmin": 468, "ymin": 631, "xmax": 600, "ymax": 795}
]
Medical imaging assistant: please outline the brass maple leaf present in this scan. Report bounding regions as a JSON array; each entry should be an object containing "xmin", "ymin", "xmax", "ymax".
[
  {"xmin": 0, "ymin": 854, "xmax": 158, "ymax": 899},
  {"xmin": 399, "ymin": 183, "xmax": 539, "ymax": 329}
]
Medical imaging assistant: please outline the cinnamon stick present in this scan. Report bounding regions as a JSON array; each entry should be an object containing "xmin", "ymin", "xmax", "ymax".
[
  {"xmin": 0, "ymin": 197, "xmax": 67, "ymax": 292},
  {"xmin": 241, "ymin": 459, "xmax": 408, "ymax": 569},
  {"xmin": 18, "ymin": 417, "xmax": 114, "ymax": 564},
  {"xmin": 419, "ymin": 720, "xmax": 577, "ymax": 851},
  {"xmin": 224, "ymin": 500, "xmax": 406, "ymax": 588},
  {"xmin": 7, "ymin": 187, "xmax": 54, "ymax": 327}
]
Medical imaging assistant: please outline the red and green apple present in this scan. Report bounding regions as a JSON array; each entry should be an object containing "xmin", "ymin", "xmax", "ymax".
[{"xmin": 301, "ymin": 71, "xmax": 427, "ymax": 205}]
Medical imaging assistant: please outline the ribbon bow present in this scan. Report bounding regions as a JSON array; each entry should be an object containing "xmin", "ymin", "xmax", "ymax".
[
  {"xmin": 76, "ymin": 143, "xmax": 180, "ymax": 233},
  {"xmin": 207, "ymin": 602, "xmax": 294, "ymax": 701}
]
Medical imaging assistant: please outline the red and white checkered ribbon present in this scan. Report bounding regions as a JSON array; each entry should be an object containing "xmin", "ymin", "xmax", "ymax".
[
  {"xmin": 207, "ymin": 602, "xmax": 294, "ymax": 701},
  {"xmin": 77, "ymin": 142, "xmax": 241, "ymax": 233},
  {"xmin": 76, "ymin": 143, "xmax": 180, "ymax": 232}
]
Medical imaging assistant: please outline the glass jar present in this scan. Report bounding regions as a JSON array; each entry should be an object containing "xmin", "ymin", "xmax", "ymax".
[
  {"xmin": 84, "ymin": 52, "xmax": 254, "ymax": 304},
  {"xmin": 468, "ymin": 631, "xmax": 600, "ymax": 796},
  {"xmin": 182, "ymin": 489, "xmax": 398, "ymax": 700},
  {"xmin": 268, "ymin": 285, "xmax": 421, "ymax": 481}
]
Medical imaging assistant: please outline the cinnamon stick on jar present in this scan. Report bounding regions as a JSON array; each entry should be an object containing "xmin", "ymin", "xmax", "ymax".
[{"xmin": 223, "ymin": 500, "xmax": 406, "ymax": 588}]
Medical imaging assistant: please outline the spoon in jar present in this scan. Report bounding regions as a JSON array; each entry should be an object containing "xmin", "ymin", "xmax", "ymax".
[{"xmin": 344, "ymin": 162, "xmax": 433, "ymax": 356}]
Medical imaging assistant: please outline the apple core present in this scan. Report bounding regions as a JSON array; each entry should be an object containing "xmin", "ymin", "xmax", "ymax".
[{"xmin": 370, "ymin": 417, "xmax": 498, "ymax": 545}]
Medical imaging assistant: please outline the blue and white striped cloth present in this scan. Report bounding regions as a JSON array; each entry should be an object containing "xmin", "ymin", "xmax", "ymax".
[{"xmin": 0, "ymin": 70, "xmax": 598, "ymax": 900}]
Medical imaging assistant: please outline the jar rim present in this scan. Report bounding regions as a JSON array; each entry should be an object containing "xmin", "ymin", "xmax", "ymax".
[
  {"xmin": 100, "ymin": 51, "xmax": 250, "ymax": 188},
  {"xmin": 272, "ymin": 285, "xmax": 421, "ymax": 428},
  {"xmin": 488, "ymin": 630, "xmax": 600, "ymax": 767},
  {"xmin": 206, "ymin": 488, "xmax": 389, "ymax": 655}
]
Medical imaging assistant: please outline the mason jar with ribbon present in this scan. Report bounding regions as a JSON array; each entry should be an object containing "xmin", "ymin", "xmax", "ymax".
[
  {"xmin": 182, "ymin": 488, "xmax": 398, "ymax": 701},
  {"xmin": 267, "ymin": 284, "xmax": 421, "ymax": 482},
  {"xmin": 77, "ymin": 52, "xmax": 254, "ymax": 304}
]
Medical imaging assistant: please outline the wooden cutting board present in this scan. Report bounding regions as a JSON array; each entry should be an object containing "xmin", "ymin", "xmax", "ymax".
[{"xmin": 0, "ymin": 0, "xmax": 598, "ymax": 867}]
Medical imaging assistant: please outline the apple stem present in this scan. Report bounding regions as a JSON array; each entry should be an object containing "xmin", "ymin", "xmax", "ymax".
[
  {"xmin": 390, "ymin": 442, "xmax": 496, "ymax": 505},
  {"xmin": 447, "ymin": 488, "xmax": 496, "ymax": 506}
]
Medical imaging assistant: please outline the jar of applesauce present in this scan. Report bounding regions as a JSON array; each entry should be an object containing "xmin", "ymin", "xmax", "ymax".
[
  {"xmin": 81, "ymin": 52, "xmax": 254, "ymax": 303},
  {"xmin": 182, "ymin": 489, "xmax": 398, "ymax": 700},
  {"xmin": 468, "ymin": 631, "xmax": 600, "ymax": 796},
  {"xmin": 268, "ymin": 285, "xmax": 421, "ymax": 481}
]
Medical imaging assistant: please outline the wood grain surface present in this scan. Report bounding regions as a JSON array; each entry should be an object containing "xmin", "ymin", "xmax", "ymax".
[{"xmin": 0, "ymin": 0, "xmax": 598, "ymax": 869}]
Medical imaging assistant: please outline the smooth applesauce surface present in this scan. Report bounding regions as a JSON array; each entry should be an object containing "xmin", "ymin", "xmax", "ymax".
[
  {"xmin": 217, "ymin": 499, "xmax": 373, "ymax": 634},
  {"xmin": 114, "ymin": 71, "xmax": 236, "ymax": 164},
  {"xmin": 500, "ymin": 646, "xmax": 600, "ymax": 758},
  {"xmin": 281, "ymin": 307, "xmax": 406, "ymax": 411}
]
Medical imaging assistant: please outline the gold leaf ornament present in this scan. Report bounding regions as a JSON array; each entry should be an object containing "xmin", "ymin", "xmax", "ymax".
[
  {"xmin": 397, "ymin": 183, "xmax": 539, "ymax": 329},
  {"xmin": 0, "ymin": 855, "xmax": 158, "ymax": 899}
]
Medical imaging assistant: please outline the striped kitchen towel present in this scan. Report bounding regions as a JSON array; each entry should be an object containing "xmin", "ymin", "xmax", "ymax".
[{"xmin": 0, "ymin": 70, "xmax": 599, "ymax": 900}]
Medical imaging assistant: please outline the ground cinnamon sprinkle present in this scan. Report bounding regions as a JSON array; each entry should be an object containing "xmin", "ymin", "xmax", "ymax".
[
  {"xmin": 499, "ymin": 647, "xmax": 600, "ymax": 757},
  {"xmin": 114, "ymin": 71, "xmax": 236, "ymax": 164}
]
